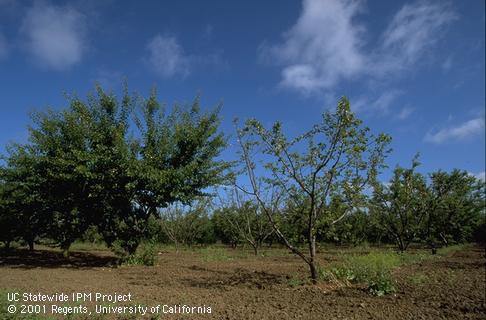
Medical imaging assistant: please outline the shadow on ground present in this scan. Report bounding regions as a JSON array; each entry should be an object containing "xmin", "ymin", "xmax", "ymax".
[
  {"xmin": 181, "ymin": 266, "xmax": 285, "ymax": 289},
  {"xmin": 0, "ymin": 248, "xmax": 118, "ymax": 269}
]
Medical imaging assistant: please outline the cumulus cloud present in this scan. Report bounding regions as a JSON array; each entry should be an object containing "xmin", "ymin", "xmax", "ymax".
[
  {"xmin": 262, "ymin": 0, "xmax": 456, "ymax": 95},
  {"xmin": 20, "ymin": 2, "xmax": 87, "ymax": 70},
  {"xmin": 260, "ymin": 0, "xmax": 366, "ymax": 94},
  {"xmin": 425, "ymin": 117, "xmax": 485, "ymax": 144},
  {"xmin": 145, "ymin": 34, "xmax": 190, "ymax": 78}
]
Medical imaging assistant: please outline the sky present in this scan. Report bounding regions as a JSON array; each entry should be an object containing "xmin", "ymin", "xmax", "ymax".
[{"xmin": 0, "ymin": 0, "xmax": 484, "ymax": 181}]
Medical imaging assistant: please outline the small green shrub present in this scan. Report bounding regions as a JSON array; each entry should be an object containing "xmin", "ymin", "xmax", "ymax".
[
  {"xmin": 199, "ymin": 246, "xmax": 232, "ymax": 262},
  {"xmin": 323, "ymin": 252, "xmax": 400, "ymax": 296},
  {"xmin": 120, "ymin": 241, "xmax": 158, "ymax": 266},
  {"xmin": 287, "ymin": 276, "xmax": 306, "ymax": 287}
]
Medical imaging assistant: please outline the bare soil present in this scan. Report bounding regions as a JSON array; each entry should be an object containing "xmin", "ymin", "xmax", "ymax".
[{"xmin": 0, "ymin": 245, "xmax": 484, "ymax": 319}]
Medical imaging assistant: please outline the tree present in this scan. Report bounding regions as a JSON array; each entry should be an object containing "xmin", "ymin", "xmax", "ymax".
[
  {"xmin": 0, "ymin": 180, "xmax": 19, "ymax": 250},
  {"xmin": 25, "ymin": 98, "xmax": 97, "ymax": 256},
  {"xmin": 216, "ymin": 187, "xmax": 274, "ymax": 255},
  {"xmin": 236, "ymin": 97, "xmax": 391, "ymax": 282},
  {"xmin": 212, "ymin": 207, "xmax": 242, "ymax": 248},
  {"xmin": 1, "ymin": 85, "xmax": 229, "ymax": 256},
  {"xmin": 159, "ymin": 199, "xmax": 215, "ymax": 248},
  {"xmin": 1, "ymin": 143, "xmax": 50, "ymax": 251},
  {"xmin": 371, "ymin": 156, "xmax": 428, "ymax": 252},
  {"xmin": 425, "ymin": 169, "xmax": 485, "ymax": 249},
  {"xmin": 125, "ymin": 92, "xmax": 229, "ymax": 253}
]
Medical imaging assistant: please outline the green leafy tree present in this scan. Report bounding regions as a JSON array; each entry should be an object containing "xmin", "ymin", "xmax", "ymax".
[
  {"xmin": 212, "ymin": 207, "xmax": 242, "ymax": 248},
  {"xmin": 425, "ymin": 169, "xmax": 485, "ymax": 248},
  {"xmin": 159, "ymin": 199, "xmax": 215, "ymax": 248},
  {"xmin": 1, "ymin": 144, "xmax": 46, "ymax": 251},
  {"xmin": 125, "ymin": 93, "xmax": 228, "ymax": 253},
  {"xmin": 2, "ymin": 85, "xmax": 228, "ymax": 256},
  {"xmin": 371, "ymin": 156, "xmax": 429, "ymax": 252},
  {"xmin": 236, "ymin": 97, "xmax": 391, "ymax": 282},
  {"xmin": 0, "ymin": 180, "xmax": 19, "ymax": 249}
]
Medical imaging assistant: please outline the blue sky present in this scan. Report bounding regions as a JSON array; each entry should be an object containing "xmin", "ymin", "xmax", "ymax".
[{"xmin": 0, "ymin": 0, "xmax": 484, "ymax": 180}]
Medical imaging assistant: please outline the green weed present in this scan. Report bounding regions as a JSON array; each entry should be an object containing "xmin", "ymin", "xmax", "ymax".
[
  {"xmin": 321, "ymin": 251, "xmax": 402, "ymax": 296},
  {"xmin": 199, "ymin": 247, "xmax": 232, "ymax": 262},
  {"xmin": 120, "ymin": 241, "xmax": 158, "ymax": 266}
]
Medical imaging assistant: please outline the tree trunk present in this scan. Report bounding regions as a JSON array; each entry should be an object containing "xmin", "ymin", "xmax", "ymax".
[
  {"xmin": 308, "ymin": 260, "xmax": 318, "ymax": 284},
  {"xmin": 62, "ymin": 245, "xmax": 70, "ymax": 258},
  {"xmin": 309, "ymin": 235, "xmax": 318, "ymax": 283},
  {"xmin": 28, "ymin": 239, "xmax": 34, "ymax": 251},
  {"xmin": 252, "ymin": 244, "xmax": 258, "ymax": 256}
]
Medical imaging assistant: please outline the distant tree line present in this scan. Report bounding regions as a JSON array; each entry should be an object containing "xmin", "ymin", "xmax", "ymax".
[{"xmin": 0, "ymin": 86, "xmax": 484, "ymax": 282}]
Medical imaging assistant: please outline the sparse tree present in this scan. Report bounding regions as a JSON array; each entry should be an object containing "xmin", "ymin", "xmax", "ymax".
[
  {"xmin": 236, "ymin": 97, "xmax": 391, "ymax": 282},
  {"xmin": 216, "ymin": 187, "xmax": 274, "ymax": 255}
]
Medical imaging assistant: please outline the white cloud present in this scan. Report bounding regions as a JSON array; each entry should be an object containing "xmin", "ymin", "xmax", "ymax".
[
  {"xmin": 373, "ymin": 90, "xmax": 402, "ymax": 112},
  {"xmin": 262, "ymin": 0, "xmax": 456, "ymax": 95},
  {"xmin": 397, "ymin": 107, "xmax": 414, "ymax": 120},
  {"xmin": 425, "ymin": 117, "xmax": 485, "ymax": 144},
  {"xmin": 351, "ymin": 89, "xmax": 401, "ymax": 114},
  {"xmin": 145, "ymin": 34, "xmax": 190, "ymax": 78},
  {"xmin": 145, "ymin": 33, "xmax": 228, "ymax": 78},
  {"xmin": 260, "ymin": 0, "xmax": 366, "ymax": 94},
  {"xmin": 374, "ymin": 1, "xmax": 456, "ymax": 76},
  {"xmin": 20, "ymin": 2, "xmax": 87, "ymax": 70}
]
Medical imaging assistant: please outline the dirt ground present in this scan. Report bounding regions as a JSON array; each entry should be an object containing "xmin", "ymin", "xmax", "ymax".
[{"xmin": 0, "ymin": 245, "xmax": 484, "ymax": 320}]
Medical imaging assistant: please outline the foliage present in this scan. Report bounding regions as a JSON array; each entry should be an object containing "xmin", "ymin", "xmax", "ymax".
[
  {"xmin": 159, "ymin": 199, "xmax": 215, "ymax": 249},
  {"xmin": 425, "ymin": 169, "xmax": 485, "ymax": 247},
  {"xmin": 120, "ymin": 241, "xmax": 158, "ymax": 266},
  {"xmin": 215, "ymin": 188, "xmax": 274, "ymax": 255},
  {"xmin": 322, "ymin": 252, "xmax": 400, "ymax": 296},
  {"xmin": 236, "ymin": 96, "xmax": 391, "ymax": 281},
  {"xmin": 0, "ymin": 85, "xmax": 228, "ymax": 256},
  {"xmin": 211, "ymin": 207, "xmax": 242, "ymax": 247},
  {"xmin": 199, "ymin": 246, "xmax": 232, "ymax": 262},
  {"xmin": 371, "ymin": 155, "xmax": 429, "ymax": 251}
]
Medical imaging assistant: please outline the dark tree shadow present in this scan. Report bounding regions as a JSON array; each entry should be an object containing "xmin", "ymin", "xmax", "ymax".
[
  {"xmin": 0, "ymin": 248, "xmax": 118, "ymax": 269},
  {"xmin": 181, "ymin": 266, "xmax": 284, "ymax": 289}
]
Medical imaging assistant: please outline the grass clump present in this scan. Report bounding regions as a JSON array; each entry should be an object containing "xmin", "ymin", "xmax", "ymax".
[
  {"xmin": 409, "ymin": 273, "xmax": 430, "ymax": 285},
  {"xmin": 116, "ymin": 241, "xmax": 158, "ymax": 266},
  {"xmin": 321, "ymin": 252, "xmax": 401, "ymax": 296},
  {"xmin": 397, "ymin": 252, "xmax": 430, "ymax": 265},
  {"xmin": 199, "ymin": 246, "xmax": 232, "ymax": 262},
  {"xmin": 436, "ymin": 244, "xmax": 471, "ymax": 255}
]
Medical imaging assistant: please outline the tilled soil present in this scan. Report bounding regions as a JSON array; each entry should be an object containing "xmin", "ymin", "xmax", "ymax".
[{"xmin": 0, "ymin": 246, "xmax": 484, "ymax": 319}]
